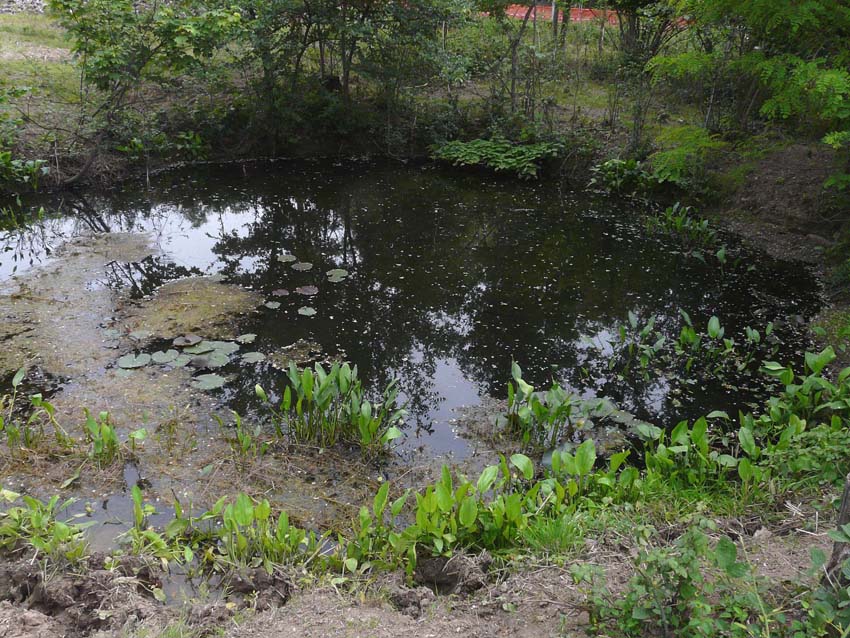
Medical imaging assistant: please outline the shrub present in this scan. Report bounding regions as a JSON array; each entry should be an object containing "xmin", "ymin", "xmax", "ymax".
[{"xmin": 431, "ymin": 136, "xmax": 563, "ymax": 178}]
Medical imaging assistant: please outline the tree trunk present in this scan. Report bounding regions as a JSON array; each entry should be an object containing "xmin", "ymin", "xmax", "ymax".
[
  {"xmin": 826, "ymin": 473, "xmax": 850, "ymax": 582},
  {"xmin": 510, "ymin": 4, "xmax": 535, "ymax": 114}
]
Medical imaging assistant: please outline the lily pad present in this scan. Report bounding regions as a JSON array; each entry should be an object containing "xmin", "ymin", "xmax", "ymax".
[
  {"xmin": 102, "ymin": 328, "xmax": 121, "ymax": 339},
  {"xmin": 326, "ymin": 268, "xmax": 349, "ymax": 282},
  {"xmin": 271, "ymin": 289, "xmax": 289, "ymax": 297},
  {"xmin": 206, "ymin": 341, "xmax": 240, "ymax": 356},
  {"xmin": 291, "ymin": 262, "xmax": 313, "ymax": 272},
  {"xmin": 173, "ymin": 334, "xmax": 203, "ymax": 347},
  {"xmin": 264, "ymin": 301, "xmax": 282, "ymax": 310},
  {"xmin": 277, "ymin": 254, "xmax": 297, "ymax": 263},
  {"xmin": 128, "ymin": 330, "xmax": 153, "ymax": 341},
  {"xmin": 297, "ymin": 306, "xmax": 317, "ymax": 317},
  {"xmin": 191, "ymin": 351, "xmax": 230, "ymax": 369},
  {"xmin": 183, "ymin": 341, "xmax": 217, "ymax": 355},
  {"xmin": 151, "ymin": 349, "xmax": 179, "ymax": 365},
  {"xmin": 172, "ymin": 354, "xmax": 193, "ymax": 367},
  {"xmin": 115, "ymin": 368, "xmax": 135, "ymax": 379},
  {"xmin": 241, "ymin": 352, "xmax": 266, "ymax": 364},
  {"xmin": 117, "ymin": 353, "xmax": 152, "ymax": 369},
  {"xmin": 295, "ymin": 285, "xmax": 319, "ymax": 296},
  {"xmin": 192, "ymin": 374, "xmax": 226, "ymax": 391},
  {"xmin": 236, "ymin": 333, "xmax": 257, "ymax": 344}
]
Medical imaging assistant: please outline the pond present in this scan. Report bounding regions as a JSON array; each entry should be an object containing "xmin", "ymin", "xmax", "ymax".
[{"xmin": 1, "ymin": 159, "xmax": 822, "ymax": 463}]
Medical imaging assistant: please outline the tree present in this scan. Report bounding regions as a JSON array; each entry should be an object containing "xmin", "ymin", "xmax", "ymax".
[{"xmin": 48, "ymin": 0, "xmax": 240, "ymax": 182}]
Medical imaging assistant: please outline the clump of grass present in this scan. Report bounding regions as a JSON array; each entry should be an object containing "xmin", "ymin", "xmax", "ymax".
[{"xmin": 521, "ymin": 514, "xmax": 585, "ymax": 557}]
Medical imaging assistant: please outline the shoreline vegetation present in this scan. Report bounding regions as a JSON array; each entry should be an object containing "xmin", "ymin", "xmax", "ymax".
[{"xmin": 2, "ymin": 1, "xmax": 850, "ymax": 636}]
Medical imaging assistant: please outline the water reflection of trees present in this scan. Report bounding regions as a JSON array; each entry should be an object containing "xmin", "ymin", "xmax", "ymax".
[
  {"xmin": 7, "ymin": 162, "xmax": 824, "ymax": 429},
  {"xmin": 98, "ymin": 256, "xmax": 203, "ymax": 298},
  {"xmin": 193, "ymin": 170, "xmax": 707, "ymax": 425}
]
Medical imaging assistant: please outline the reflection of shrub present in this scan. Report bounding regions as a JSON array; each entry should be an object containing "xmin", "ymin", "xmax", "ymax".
[
  {"xmin": 431, "ymin": 136, "xmax": 563, "ymax": 179},
  {"xmin": 649, "ymin": 125, "xmax": 726, "ymax": 192}
]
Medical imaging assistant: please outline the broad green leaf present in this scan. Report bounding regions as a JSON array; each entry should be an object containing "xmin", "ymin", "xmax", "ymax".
[
  {"xmin": 738, "ymin": 427, "xmax": 758, "ymax": 458},
  {"xmin": 715, "ymin": 537, "xmax": 737, "ymax": 570},
  {"xmin": 707, "ymin": 316, "xmax": 722, "ymax": 339},
  {"xmin": 574, "ymin": 439, "xmax": 596, "ymax": 476},
  {"xmin": 183, "ymin": 341, "xmax": 216, "ymax": 355},
  {"xmin": 327, "ymin": 268, "xmax": 349, "ymax": 282},
  {"xmin": 151, "ymin": 349, "xmax": 179, "ymax": 365},
  {"xmin": 510, "ymin": 453, "xmax": 534, "ymax": 480},
  {"xmin": 477, "ymin": 465, "xmax": 500, "ymax": 493},
  {"xmin": 635, "ymin": 422, "xmax": 662, "ymax": 441},
  {"xmin": 232, "ymin": 494, "xmax": 254, "ymax": 526},
  {"xmin": 806, "ymin": 346, "xmax": 836, "ymax": 375},
  {"xmin": 373, "ymin": 481, "xmax": 390, "ymax": 518},
  {"xmin": 458, "ymin": 496, "xmax": 478, "ymax": 528}
]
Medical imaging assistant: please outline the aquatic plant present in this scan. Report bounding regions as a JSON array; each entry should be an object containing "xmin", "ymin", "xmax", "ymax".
[
  {"xmin": 505, "ymin": 361, "xmax": 578, "ymax": 448},
  {"xmin": 83, "ymin": 409, "xmax": 121, "ymax": 467},
  {"xmin": 257, "ymin": 361, "xmax": 404, "ymax": 456},
  {"xmin": 0, "ymin": 151, "xmax": 48, "ymax": 193},
  {"xmin": 644, "ymin": 202, "xmax": 718, "ymax": 254},
  {"xmin": 216, "ymin": 494, "xmax": 322, "ymax": 572},
  {"xmin": 588, "ymin": 158, "xmax": 656, "ymax": 195},
  {"xmin": 594, "ymin": 310, "xmax": 779, "ymax": 401},
  {"xmin": 218, "ymin": 411, "xmax": 270, "ymax": 462},
  {"xmin": 1, "ymin": 368, "xmax": 72, "ymax": 452},
  {"xmin": 123, "ymin": 489, "xmax": 323, "ymax": 574},
  {"xmin": 0, "ymin": 492, "xmax": 89, "ymax": 562},
  {"xmin": 610, "ymin": 311, "xmax": 666, "ymax": 377}
]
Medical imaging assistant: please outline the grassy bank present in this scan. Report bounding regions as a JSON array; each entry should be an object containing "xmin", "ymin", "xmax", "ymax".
[{"xmin": 2, "ymin": 343, "xmax": 850, "ymax": 636}]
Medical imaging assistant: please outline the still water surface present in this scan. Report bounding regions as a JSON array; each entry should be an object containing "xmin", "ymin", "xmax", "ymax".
[{"xmin": 1, "ymin": 160, "xmax": 822, "ymax": 456}]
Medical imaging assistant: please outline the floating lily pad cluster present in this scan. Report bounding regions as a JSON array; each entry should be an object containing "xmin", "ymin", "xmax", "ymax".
[
  {"xmin": 263, "ymin": 253, "xmax": 351, "ymax": 319},
  {"xmin": 114, "ymin": 332, "xmax": 266, "ymax": 391}
]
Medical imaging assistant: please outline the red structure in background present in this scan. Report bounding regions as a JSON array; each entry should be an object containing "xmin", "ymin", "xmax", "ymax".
[{"xmin": 504, "ymin": 5, "xmax": 619, "ymax": 25}]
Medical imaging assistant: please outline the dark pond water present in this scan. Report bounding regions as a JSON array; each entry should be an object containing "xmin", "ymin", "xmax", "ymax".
[{"xmin": 1, "ymin": 160, "xmax": 823, "ymax": 457}]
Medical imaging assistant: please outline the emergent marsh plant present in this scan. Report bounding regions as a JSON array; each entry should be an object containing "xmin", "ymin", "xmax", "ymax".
[{"xmin": 257, "ymin": 361, "xmax": 404, "ymax": 457}]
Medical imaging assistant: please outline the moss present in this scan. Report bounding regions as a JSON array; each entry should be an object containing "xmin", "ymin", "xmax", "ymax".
[{"xmin": 120, "ymin": 277, "xmax": 261, "ymax": 341}]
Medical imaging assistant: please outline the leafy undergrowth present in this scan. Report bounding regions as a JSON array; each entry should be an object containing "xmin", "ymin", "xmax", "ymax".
[{"xmin": 2, "ymin": 346, "xmax": 850, "ymax": 636}]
